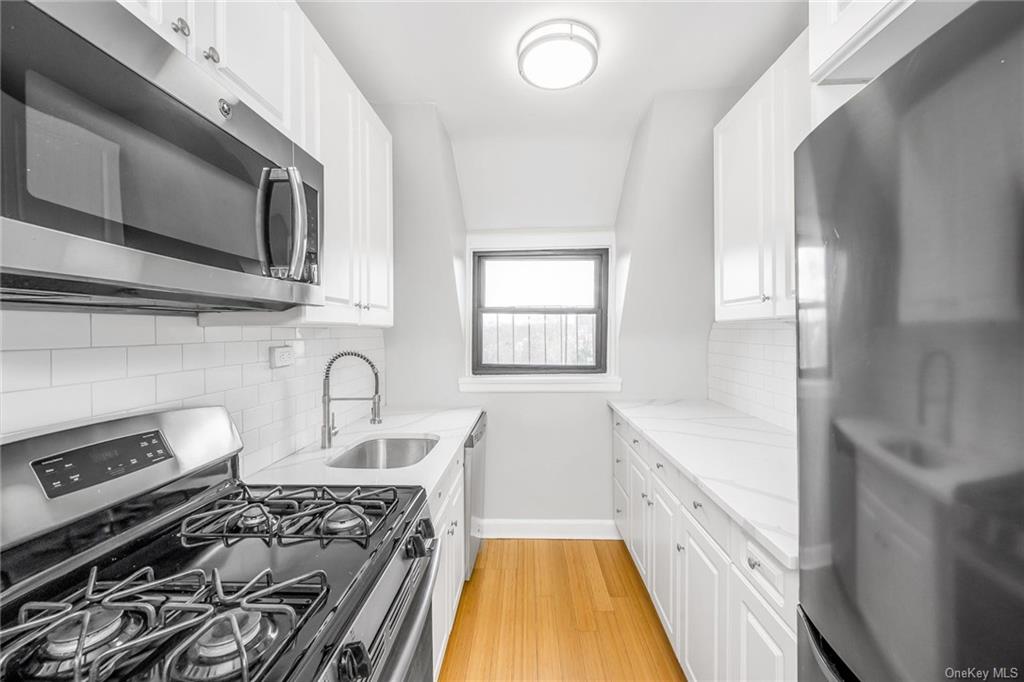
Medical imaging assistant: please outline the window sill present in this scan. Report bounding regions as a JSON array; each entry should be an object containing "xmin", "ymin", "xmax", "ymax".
[{"xmin": 458, "ymin": 374, "xmax": 622, "ymax": 393}]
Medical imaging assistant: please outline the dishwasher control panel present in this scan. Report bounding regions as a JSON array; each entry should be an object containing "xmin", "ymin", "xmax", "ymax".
[{"xmin": 31, "ymin": 430, "xmax": 174, "ymax": 498}]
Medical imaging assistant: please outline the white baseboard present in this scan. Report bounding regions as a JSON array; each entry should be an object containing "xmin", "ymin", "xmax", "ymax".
[{"xmin": 479, "ymin": 518, "xmax": 620, "ymax": 540}]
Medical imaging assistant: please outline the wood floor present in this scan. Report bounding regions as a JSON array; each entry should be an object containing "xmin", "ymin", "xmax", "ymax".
[{"xmin": 438, "ymin": 539, "xmax": 687, "ymax": 681}]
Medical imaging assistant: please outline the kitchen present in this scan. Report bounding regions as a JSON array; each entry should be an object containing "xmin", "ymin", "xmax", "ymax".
[{"xmin": 0, "ymin": 1, "xmax": 1021, "ymax": 681}]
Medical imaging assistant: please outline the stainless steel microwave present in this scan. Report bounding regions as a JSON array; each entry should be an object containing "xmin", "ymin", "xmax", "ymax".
[{"xmin": 0, "ymin": 1, "xmax": 324, "ymax": 312}]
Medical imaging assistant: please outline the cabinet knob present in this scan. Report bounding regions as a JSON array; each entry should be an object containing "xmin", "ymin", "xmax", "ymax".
[
  {"xmin": 362, "ymin": 304, "xmax": 371, "ymax": 310},
  {"xmin": 614, "ymin": 458, "xmax": 621, "ymax": 464},
  {"xmin": 203, "ymin": 46, "xmax": 221, "ymax": 63},
  {"xmin": 676, "ymin": 543, "xmax": 684, "ymax": 552},
  {"xmin": 640, "ymin": 493, "xmax": 648, "ymax": 499},
  {"xmin": 615, "ymin": 508, "xmax": 622, "ymax": 514},
  {"xmin": 615, "ymin": 421, "xmax": 622, "ymax": 426},
  {"xmin": 646, "ymin": 500, "xmax": 653, "ymax": 507},
  {"xmin": 217, "ymin": 98, "xmax": 232, "ymax": 119},
  {"xmin": 747, "ymin": 557, "xmax": 761, "ymax": 571},
  {"xmin": 170, "ymin": 17, "xmax": 191, "ymax": 36},
  {"xmin": 655, "ymin": 462, "xmax": 664, "ymax": 470},
  {"xmin": 692, "ymin": 500, "xmax": 703, "ymax": 510},
  {"xmin": 760, "ymin": 294, "xmax": 771, "ymax": 303},
  {"xmin": 632, "ymin": 439, "xmax": 640, "ymax": 446},
  {"xmin": 354, "ymin": 301, "xmax": 362, "ymax": 308}
]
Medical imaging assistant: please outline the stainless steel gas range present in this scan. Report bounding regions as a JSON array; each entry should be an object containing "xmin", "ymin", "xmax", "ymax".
[{"xmin": 0, "ymin": 407, "xmax": 440, "ymax": 681}]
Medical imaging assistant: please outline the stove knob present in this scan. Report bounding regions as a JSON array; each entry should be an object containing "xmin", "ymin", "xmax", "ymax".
[
  {"xmin": 416, "ymin": 518, "xmax": 436, "ymax": 539},
  {"xmin": 338, "ymin": 641, "xmax": 371, "ymax": 681},
  {"xmin": 405, "ymin": 534, "xmax": 429, "ymax": 558}
]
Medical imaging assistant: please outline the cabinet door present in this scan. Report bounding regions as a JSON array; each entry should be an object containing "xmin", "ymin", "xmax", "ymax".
[
  {"xmin": 304, "ymin": 27, "xmax": 361, "ymax": 322},
  {"xmin": 431, "ymin": 493, "xmax": 453, "ymax": 672},
  {"xmin": 627, "ymin": 449, "xmax": 650, "ymax": 578},
  {"xmin": 771, "ymin": 31, "xmax": 811, "ymax": 319},
  {"xmin": 649, "ymin": 476, "xmax": 679, "ymax": 640},
  {"xmin": 714, "ymin": 73, "xmax": 775, "ymax": 321},
  {"xmin": 727, "ymin": 567, "xmax": 797, "ymax": 682},
  {"xmin": 680, "ymin": 510, "xmax": 729, "ymax": 682},
  {"xmin": 197, "ymin": 1, "xmax": 302, "ymax": 137},
  {"xmin": 613, "ymin": 479, "xmax": 629, "ymax": 541},
  {"xmin": 448, "ymin": 473, "xmax": 467, "ymax": 616},
  {"xmin": 358, "ymin": 102, "xmax": 394, "ymax": 326},
  {"xmin": 118, "ymin": 0, "xmax": 196, "ymax": 56}
]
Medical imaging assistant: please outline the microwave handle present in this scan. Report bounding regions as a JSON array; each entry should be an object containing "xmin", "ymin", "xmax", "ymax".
[{"xmin": 255, "ymin": 167, "xmax": 308, "ymax": 280}]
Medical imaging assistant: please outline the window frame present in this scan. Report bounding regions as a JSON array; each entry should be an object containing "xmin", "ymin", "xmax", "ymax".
[{"xmin": 471, "ymin": 248, "xmax": 610, "ymax": 376}]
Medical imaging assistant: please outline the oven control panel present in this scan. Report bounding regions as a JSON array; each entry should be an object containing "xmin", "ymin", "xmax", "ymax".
[{"xmin": 31, "ymin": 430, "xmax": 174, "ymax": 499}]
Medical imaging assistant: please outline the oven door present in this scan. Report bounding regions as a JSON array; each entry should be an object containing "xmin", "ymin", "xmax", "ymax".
[{"xmin": 0, "ymin": 0, "xmax": 323, "ymax": 312}]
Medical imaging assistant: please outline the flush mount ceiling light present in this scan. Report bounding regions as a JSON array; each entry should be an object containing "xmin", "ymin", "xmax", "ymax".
[{"xmin": 517, "ymin": 19, "xmax": 599, "ymax": 90}]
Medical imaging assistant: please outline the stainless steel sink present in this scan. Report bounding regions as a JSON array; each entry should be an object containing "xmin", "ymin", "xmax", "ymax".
[
  {"xmin": 327, "ymin": 435, "xmax": 440, "ymax": 469},
  {"xmin": 879, "ymin": 438, "xmax": 950, "ymax": 468}
]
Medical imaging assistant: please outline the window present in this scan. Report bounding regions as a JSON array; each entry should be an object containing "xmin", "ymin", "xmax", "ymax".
[{"xmin": 472, "ymin": 249, "xmax": 609, "ymax": 375}]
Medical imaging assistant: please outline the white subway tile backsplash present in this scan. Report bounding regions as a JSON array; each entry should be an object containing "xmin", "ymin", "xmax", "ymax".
[
  {"xmin": 156, "ymin": 316, "xmax": 205, "ymax": 344},
  {"xmin": 0, "ymin": 384, "xmax": 92, "ymax": 433},
  {"xmin": 52, "ymin": 348, "xmax": 126, "ymax": 386},
  {"xmin": 92, "ymin": 314, "xmax": 155, "ymax": 346},
  {"xmin": 127, "ymin": 345, "xmax": 182, "ymax": 377},
  {"xmin": 2, "ymin": 311, "xmax": 90, "ymax": 349},
  {"xmin": 204, "ymin": 326, "xmax": 242, "ymax": 343},
  {"xmin": 92, "ymin": 376, "xmax": 155, "ymax": 414},
  {"xmin": 205, "ymin": 365, "xmax": 242, "ymax": 393},
  {"xmin": 1, "ymin": 350, "xmax": 51, "ymax": 392},
  {"xmin": 708, "ymin": 321, "xmax": 797, "ymax": 431},
  {"xmin": 1, "ymin": 311, "xmax": 385, "ymax": 473},
  {"xmin": 156, "ymin": 370, "xmax": 205, "ymax": 402},
  {"xmin": 182, "ymin": 343, "xmax": 225, "ymax": 370}
]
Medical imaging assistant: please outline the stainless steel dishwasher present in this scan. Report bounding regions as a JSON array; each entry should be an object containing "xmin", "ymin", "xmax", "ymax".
[{"xmin": 464, "ymin": 412, "xmax": 487, "ymax": 579}]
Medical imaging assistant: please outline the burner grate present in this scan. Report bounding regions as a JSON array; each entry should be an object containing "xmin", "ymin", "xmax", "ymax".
[
  {"xmin": 0, "ymin": 567, "xmax": 328, "ymax": 682},
  {"xmin": 180, "ymin": 485, "xmax": 400, "ymax": 548}
]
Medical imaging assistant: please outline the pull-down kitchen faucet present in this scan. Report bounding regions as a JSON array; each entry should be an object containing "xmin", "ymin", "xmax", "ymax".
[{"xmin": 322, "ymin": 351, "xmax": 382, "ymax": 448}]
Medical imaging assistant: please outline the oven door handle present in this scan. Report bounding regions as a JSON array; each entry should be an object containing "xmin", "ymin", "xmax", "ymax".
[
  {"xmin": 255, "ymin": 166, "xmax": 308, "ymax": 280},
  {"xmin": 384, "ymin": 536, "xmax": 444, "ymax": 681}
]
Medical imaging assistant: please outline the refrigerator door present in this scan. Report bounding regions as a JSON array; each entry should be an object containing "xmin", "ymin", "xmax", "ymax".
[{"xmin": 796, "ymin": 3, "xmax": 1024, "ymax": 680}]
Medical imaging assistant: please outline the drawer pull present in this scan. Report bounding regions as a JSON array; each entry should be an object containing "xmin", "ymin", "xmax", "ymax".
[
  {"xmin": 655, "ymin": 462, "xmax": 664, "ymax": 469},
  {"xmin": 632, "ymin": 439, "xmax": 640, "ymax": 446},
  {"xmin": 676, "ymin": 543, "xmax": 684, "ymax": 552},
  {"xmin": 616, "ymin": 508, "xmax": 622, "ymax": 514},
  {"xmin": 615, "ymin": 421, "xmax": 622, "ymax": 426},
  {"xmin": 641, "ymin": 493, "xmax": 648, "ymax": 499},
  {"xmin": 692, "ymin": 500, "xmax": 703, "ymax": 510},
  {"xmin": 747, "ymin": 557, "xmax": 761, "ymax": 571},
  {"xmin": 646, "ymin": 500, "xmax": 653, "ymax": 507},
  {"xmin": 615, "ymin": 458, "xmax": 622, "ymax": 463}
]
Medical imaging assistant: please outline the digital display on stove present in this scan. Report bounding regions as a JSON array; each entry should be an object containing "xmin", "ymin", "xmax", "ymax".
[{"xmin": 31, "ymin": 430, "xmax": 174, "ymax": 499}]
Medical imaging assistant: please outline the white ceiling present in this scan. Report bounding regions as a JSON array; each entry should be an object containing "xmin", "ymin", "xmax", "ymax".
[{"xmin": 299, "ymin": 1, "xmax": 808, "ymax": 139}]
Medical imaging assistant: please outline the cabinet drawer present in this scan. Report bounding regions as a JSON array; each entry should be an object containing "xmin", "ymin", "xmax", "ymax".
[
  {"xmin": 677, "ymin": 476, "xmax": 731, "ymax": 551},
  {"xmin": 648, "ymin": 448, "xmax": 678, "ymax": 488},
  {"xmin": 730, "ymin": 526, "xmax": 798, "ymax": 630},
  {"xmin": 612, "ymin": 412, "xmax": 642, "ymax": 453},
  {"xmin": 429, "ymin": 450, "xmax": 463, "ymax": 519}
]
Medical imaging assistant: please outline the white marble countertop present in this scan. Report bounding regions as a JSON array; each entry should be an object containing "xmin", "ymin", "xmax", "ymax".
[
  {"xmin": 608, "ymin": 399, "xmax": 799, "ymax": 568},
  {"xmin": 248, "ymin": 407, "xmax": 484, "ymax": 499}
]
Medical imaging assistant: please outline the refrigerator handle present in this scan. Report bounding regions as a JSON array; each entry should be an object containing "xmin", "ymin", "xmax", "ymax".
[{"xmin": 799, "ymin": 608, "xmax": 845, "ymax": 682}]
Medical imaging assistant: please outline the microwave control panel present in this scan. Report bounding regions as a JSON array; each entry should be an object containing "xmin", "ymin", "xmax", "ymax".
[{"xmin": 31, "ymin": 431, "xmax": 174, "ymax": 499}]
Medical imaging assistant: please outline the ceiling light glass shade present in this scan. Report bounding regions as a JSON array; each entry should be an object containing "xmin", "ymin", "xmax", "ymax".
[{"xmin": 517, "ymin": 19, "xmax": 599, "ymax": 90}]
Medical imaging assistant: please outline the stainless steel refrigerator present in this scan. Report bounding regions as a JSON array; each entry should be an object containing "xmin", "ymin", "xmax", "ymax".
[{"xmin": 795, "ymin": 3, "xmax": 1024, "ymax": 680}]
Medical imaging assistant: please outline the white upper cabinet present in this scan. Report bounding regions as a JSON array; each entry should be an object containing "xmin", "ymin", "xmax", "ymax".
[
  {"xmin": 357, "ymin": 102, "xmax": 394, "ymax": 327},
  {"xmin": 118, "ymin": 0, "xmax": 197, "ymax": 56},
  {"xmin": 193, "ymin": 1, "xmax": 303, "ymax": 139},
  {"xmin": 809, "ymin": 0, "xmax": 974, "ymax": 84},
  {"xmin": 197, "ymin": 3, "xmax": 395, "ymax": 329},
  {"xmin": 714, "ymin": 31, "xmax": 810, "ymax": 321}
]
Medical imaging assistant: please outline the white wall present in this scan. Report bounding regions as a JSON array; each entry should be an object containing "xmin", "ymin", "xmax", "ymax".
[
  {"xmin": 615, "ymin": 90, "xmax": 739, "ymax": 399},
  {"xmin": 452, "ymin": 135, "xmax": 631, "ymax": 231},
  {"xmin": 0, "ymin": 310, "xmax": 382, "ymax": 475}
]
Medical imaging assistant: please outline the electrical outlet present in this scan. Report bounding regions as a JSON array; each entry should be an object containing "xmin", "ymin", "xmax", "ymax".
[{"xmin": 269, "ymin": 345, "xmax": 294, "ymax": 369}]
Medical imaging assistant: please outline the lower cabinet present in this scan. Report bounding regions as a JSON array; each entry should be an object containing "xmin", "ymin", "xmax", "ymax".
[
  {"xmin": 431, "ymin": 469, "xmax": 465, "ymax": 677},
  {"xmin": 611, "ymin": 408, "xmax": 798, "ymax": 682},
  {"xmin": 678, "ymin": 509, "xmax": 730, "ymax": 682},
  {"xmin": 727, "ymin": 567, "xmax": 798, "ymax": 682}
]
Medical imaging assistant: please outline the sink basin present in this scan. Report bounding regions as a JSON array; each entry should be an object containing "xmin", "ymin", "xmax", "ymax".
[
  {"xmin": 879, "ymin": 438, "xmax": 950, "ymax": 469},
  {"xmin": 328, "ymin": 435, "xmax": 439, "ymax": 469}
]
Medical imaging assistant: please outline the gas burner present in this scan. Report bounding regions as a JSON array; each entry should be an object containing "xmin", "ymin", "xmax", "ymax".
[
  {"xmin": 170, "ymin": 608, "xmax": 277, "ymax": 682},
  {"xmin": 13, "ymin": 604, "xmax": 147, "ymax": 680},
  {"xmin": 322, "ymin": 505, "xmax": 366, "ymax": 535},
  {"xmin": 233, "ymin": 505, "xmax": 276, "ymax": 532}
]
